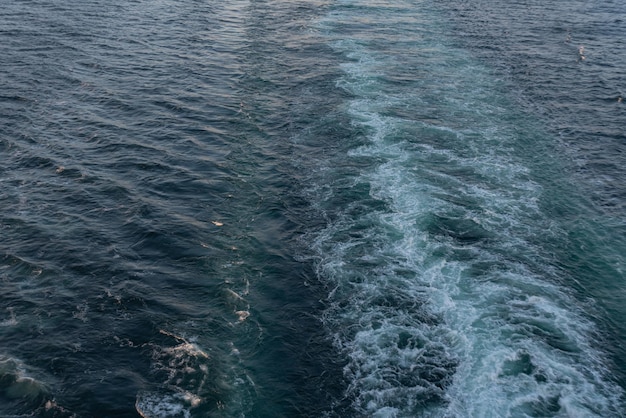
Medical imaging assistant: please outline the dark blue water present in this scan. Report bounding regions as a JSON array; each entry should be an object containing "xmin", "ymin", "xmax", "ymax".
[{"xmin": 1, "ymin": 0, "xmax": 624, "ymax": 416}]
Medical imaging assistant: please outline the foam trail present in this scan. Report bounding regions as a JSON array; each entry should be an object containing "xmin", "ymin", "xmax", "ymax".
[{"xmin": 310, "ymin": 1, "xmax": 625, "ymax": 416}]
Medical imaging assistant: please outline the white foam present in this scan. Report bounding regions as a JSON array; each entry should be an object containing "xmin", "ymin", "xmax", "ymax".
[{"xmin": 135, "ymin": 393, "xmax": 192, "ymax": 418}]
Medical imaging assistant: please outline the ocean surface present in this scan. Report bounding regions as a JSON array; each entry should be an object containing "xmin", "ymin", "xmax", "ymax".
[{"xmin": 1, "ymin": 0, "xmax": 625, "ymax": 416}]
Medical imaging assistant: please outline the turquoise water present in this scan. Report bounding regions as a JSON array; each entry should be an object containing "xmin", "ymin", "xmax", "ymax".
[{"xmin": 1, "ymin": 0, "xmax": 624, "ymax": 416}]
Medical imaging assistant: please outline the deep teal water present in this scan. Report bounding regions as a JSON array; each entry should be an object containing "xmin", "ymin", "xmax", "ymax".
[{"xmin": 1, "ymin": 0, "xmax": 624, "ymax": 416}]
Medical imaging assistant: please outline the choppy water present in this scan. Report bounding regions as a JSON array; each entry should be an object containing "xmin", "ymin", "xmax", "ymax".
[{"xmin": 1, "ymin": 0, "xmax": 624, "ymax": 417}]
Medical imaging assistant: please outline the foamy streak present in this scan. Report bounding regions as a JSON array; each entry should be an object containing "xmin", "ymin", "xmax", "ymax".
[
  {"xmin": 136, "ymin": 314, "xmax": 255, "ymax": 417},
  {"xmin": 312, "ymin": 2, "xmax": 624, "ymax": 416}
]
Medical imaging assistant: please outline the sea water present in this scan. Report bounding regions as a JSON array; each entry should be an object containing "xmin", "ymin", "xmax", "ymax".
[{"xmin": 0, "ymin": 0, "xmax": 624, "ymax": 417}]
